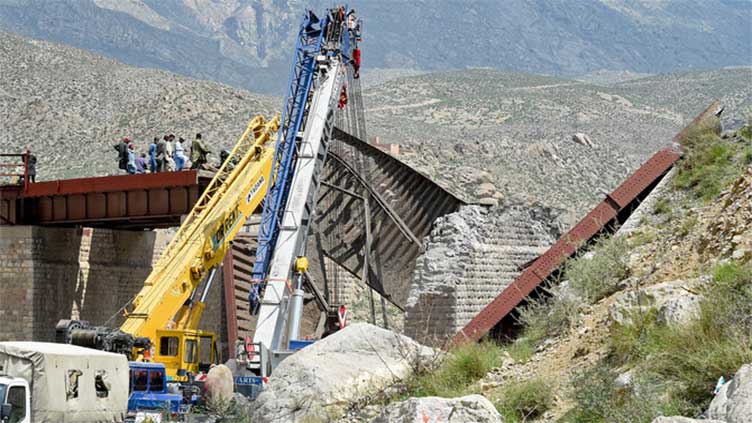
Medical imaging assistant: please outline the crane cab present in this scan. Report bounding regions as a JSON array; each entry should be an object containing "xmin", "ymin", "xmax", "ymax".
[{"xmin": 151, "ymin": 329, "xmax": 218, "ymax": 381}]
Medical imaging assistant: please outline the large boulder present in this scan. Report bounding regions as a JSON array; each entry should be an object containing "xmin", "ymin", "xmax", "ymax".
[
  {"xmin": 371, "ymin": 395, "xmax": 503, "ymax": 423},
  {"xmin": 707, "ymin": 364, "xmax": 752, "ymax": 422},
  {"xmin": 609, "ymin": 279, "xmax": 705, "ymax": 326},
  {"xmin": 251, "ymin": 323, "xmax": 435, "ymax": 423},
  {"xmin": 203, "ymin": 364, "xmax": 234, "ymax": 412}
]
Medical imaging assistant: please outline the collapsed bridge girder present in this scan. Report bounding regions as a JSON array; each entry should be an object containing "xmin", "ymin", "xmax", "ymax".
[
  {"xmin": 451, "ymin": 100, "xmax": 723, "ymax": 346},
  {"xmin": 307, "ymin": 127, "xmax": 466, "ymax": 309}
]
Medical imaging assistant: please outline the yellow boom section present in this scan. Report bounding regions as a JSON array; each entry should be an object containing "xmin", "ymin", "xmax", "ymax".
[{"xmin": 120, "ymin": 115, "xmax": 280, "ymax": 343}]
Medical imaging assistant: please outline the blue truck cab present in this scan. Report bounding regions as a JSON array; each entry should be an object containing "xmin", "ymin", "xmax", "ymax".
[{"xmin": 127, "ymin": 362, "xmax": 182, "ymax": 414}]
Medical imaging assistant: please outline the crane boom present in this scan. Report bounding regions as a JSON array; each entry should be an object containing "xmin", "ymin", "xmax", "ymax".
[
  {"xmin": 121, "ymin": 115, "xmax": 279, "ymax": 338},
  {"xmin": 244, "ymin": 5, "xmax": 360, "ymax": 374},
  {"xmin": 254, "ymin": 59, "xmax": 344, "ymax": 352},
  {"xmin": 57, "ymin": 115, "xmax": 280, "ymax": 379}
]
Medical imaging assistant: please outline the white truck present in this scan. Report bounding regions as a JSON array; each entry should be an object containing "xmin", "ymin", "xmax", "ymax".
[{"xmin": 0, "ymin": 342, "xmax": 129, "ymax": 423}]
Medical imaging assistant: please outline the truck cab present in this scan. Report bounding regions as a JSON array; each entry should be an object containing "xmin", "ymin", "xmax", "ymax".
[
  {"xmin": 152, "ymin": 329, "xmax": 218, "ymax": 381},
  {"xmin": 127, "ymin": 362, "xmax": 182, "ymax": 416},
  {"xmin": 0, "ymin": 376, "xmax": 30, "ymax": 423}
]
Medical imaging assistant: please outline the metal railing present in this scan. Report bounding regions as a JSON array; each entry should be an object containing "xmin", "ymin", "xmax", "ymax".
[{"xmin": 0, "ymin": 151, "xmax": 31, "ymax": 192}]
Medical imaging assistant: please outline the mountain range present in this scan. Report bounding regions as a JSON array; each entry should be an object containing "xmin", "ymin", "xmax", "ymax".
[{"xmin": 0, "ymin": 0, "xmax": 749, "ymax": 94}]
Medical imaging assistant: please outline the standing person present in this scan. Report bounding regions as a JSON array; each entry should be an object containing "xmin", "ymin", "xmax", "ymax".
[
  {"xmin": 156, "ymin": 135, "xmax": 167, "ymax": 172},
  {"xmin": 174, "ymin": 137, "xmax": 187, "ymax": 170},
  {"xmin": 352, "ymin": 47, "xmax": 361, "ymax": 79},
  {"xmin": 135, "ymin": 152, "xmax": 147, "ymax": 174},
  {"xmin": 23, "ymin": 148, "xmax": 37, "ymax": 183},
  {"xmin": 190, "ymin": 133, "xmax": 210, "ymax": 169},
  {"xmin": 165, "ymin": 134, "xmax": 176, "ymax": 171},
  {"xmin": 149, "ymin": 138, "xmax": 158, "ymax": 173},
  {"xmin": 126, "ymin": 143, "xmax": 137, "ymax": 174},
  {"xmin": 114, "ymin": 137, "xmax": 129, "ymax": 172}
]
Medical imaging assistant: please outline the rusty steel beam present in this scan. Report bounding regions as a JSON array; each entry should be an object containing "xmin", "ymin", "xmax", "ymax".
[
  {"xmin": 327, "ymin": 151, "xmax": 422, "ymax": 247},
  {"xmin": 223, "ymin": 249, "xmax": 239, "ymax": 359},
  {"xmin": 451, "ymin": 101, "xmax": 722, "ymax": 346},
  {"xmin": 23, "ymin": 170, "xmax": 201, "ymax": 197},
  {"xmin": 1, "ymin": 171, "xmax": 211, "ymax": 229}
]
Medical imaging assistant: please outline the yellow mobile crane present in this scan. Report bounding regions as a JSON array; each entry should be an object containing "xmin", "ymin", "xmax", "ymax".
[{"xmin": 57, "ymin": 115, "xmax": 280, "ymax": 380}]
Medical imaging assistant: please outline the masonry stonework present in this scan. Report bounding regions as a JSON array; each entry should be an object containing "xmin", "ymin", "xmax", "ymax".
[
  {"xmin": 404, "ymin": 205, "xmax": 560, "ymax": 345},
  {"xmin": 0, "ymin": 226, "xmax": 81, "ymax": 341},
  {"xmin": 0, "ymin": 225, "xmax": 225, "ymax": 347}
]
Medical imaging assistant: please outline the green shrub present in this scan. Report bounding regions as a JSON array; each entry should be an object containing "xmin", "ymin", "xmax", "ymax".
[
  {"xmin": 674, "ymin": 214, "xmax": 698, "ymax": 238},
  {"xmin": 628, "ymin": 227, "xmax": 658, "ymax": 248},
  {"xmin": 563, "ymin": 365, "xmax": 694, "ymax": 423},
  {"xmin": 672, "ymin": 124, "xmax": 748, "ymax": 201},
  {"xmin": 496, "ymin": 377, "xmax": 553, "ymax": 422},
  {"xmin": 742, "ymin": 146, "xmax": 752, "ymax": 165},
  {"xmin": 567, "ymin": 236, "xmax": 630, "ymax": 303},
  {"xmin": 739, "ymin": 124, "xmax": 752, "ymax": 141},
  {"xmin": 411, "ymin": 341, "xmax": 501, "ymax": 397},
  {"xmin": 517, "ymin": 292, "xmax": 581, "ymax": 346},
  {"xmin": 605, "ymin": 261, "xmax": 752, "ymax": 411},
  {"xmin": 609, "ymin": 307, "xmax": 659, "ymax": 365},
  {"xmin": 502, "ymin": 338, "xmax": 536, "ymax": 363},
  {"xmin": 653, "ymin": 198, "xmax": 672, "ymax": 215}
]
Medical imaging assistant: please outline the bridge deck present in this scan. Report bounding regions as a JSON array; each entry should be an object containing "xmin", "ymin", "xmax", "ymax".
[{"xmin": 1, "ymin": 170, "xmax": 211, "ymax": 229}]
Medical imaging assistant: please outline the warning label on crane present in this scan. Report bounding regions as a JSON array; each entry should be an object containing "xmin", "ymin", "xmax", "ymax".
[
  {"xmin": 246, "ymin": 176, "xmax": 265, "ymax": 204},
  {"xmin": 211, "ymin": 208, "xmax": 241, "ymax": 252}
]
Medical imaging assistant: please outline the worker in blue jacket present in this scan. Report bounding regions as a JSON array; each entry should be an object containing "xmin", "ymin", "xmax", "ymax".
[{"xmin": 148, "ymin": 138, "xmax": 158, "ymax": 173}]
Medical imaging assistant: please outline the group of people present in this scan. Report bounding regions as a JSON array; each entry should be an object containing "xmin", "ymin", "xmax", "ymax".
[{"xmin": 114, "ymin": 133, "xmax": 210, "ymax": 174}]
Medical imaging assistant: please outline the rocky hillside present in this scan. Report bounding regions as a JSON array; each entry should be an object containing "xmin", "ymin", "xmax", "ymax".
[
  {"xmin": 365, "ymin": 67, "xmax": 752, "ymax": 223},
  {"xmin": 0, "ymin": 0, "xmax": 749, "ymax": 93},
  {"xmin": 2, "ymin": 31, "xmax": 750, "ymax": 228},
  {"xmin": 244, "ymin": 123, "xmax": 752, "ymax": 422},
  {"xmin": 0, "ymin": 32, "xmax": 276, "ymax": 180},
  {"xmin": 474, "ymin": 125, "xmax": 752, "ymax": 422}
]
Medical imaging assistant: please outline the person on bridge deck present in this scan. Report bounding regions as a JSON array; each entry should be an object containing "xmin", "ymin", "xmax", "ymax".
[
  {"xmin": 190, "ymin": 133, "xmax": 210, "ymax": 170},
  {"xmin": 135, "ymin": 152, "xmax": 147, "ymax": 174},
  {"xmin": 126, "ymin": 143, "xmax": 137, "ymax": 174},
  {"xmin": 148, "ymin": 138, "xmax": 158, "ymax": 173},
  {"xmin": 156, "ymin": 135, "xmax": 167, "ymax": 172},
  {"xmin": 165, "ymin": 134, "xmax": 176, "ymax": 171},
  {"xmin": 352, "ymin": 47, "xmax": 361, "ymax": 79},
  {"xmin": 174, "ymin": 137, "xmax": 187, "ymax": 170},
  {"xmin": 114, "ymin": 137, "xmax": 129, "ymax": 172},
  {"xmin": 23, "ymin": 149, "xmax": 37, "ymax": 183}
]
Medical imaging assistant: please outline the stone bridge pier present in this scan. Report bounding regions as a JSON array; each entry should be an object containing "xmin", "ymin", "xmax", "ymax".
[{"xmin": 0, "ymin": 226, "xmax": 225, "ymax": 349}]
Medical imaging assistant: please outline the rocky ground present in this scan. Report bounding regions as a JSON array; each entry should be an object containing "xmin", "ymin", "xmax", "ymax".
[{"xmin": 479, "ymin": 128, "xmax": 751, "ymax": 421}]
